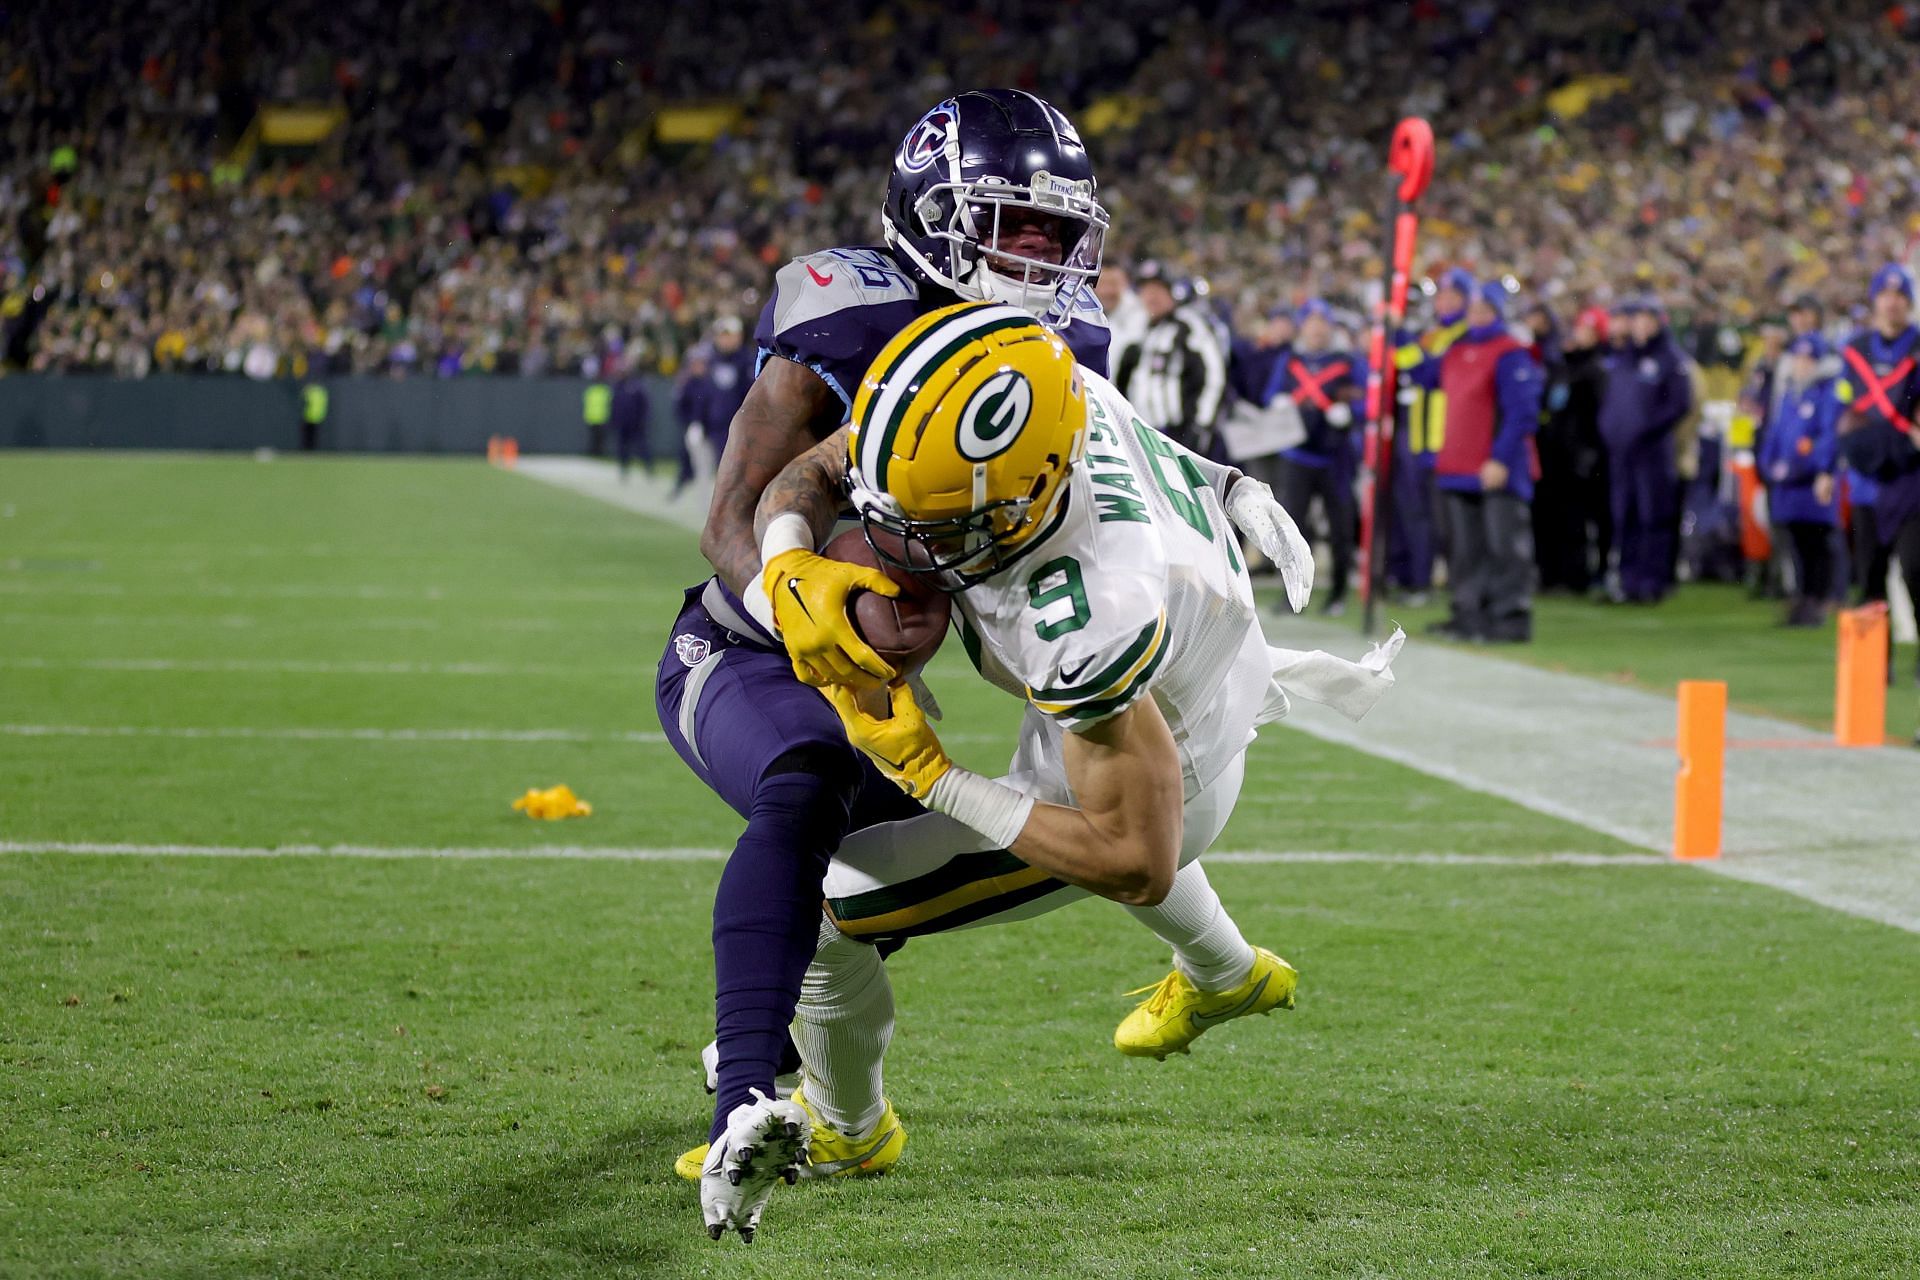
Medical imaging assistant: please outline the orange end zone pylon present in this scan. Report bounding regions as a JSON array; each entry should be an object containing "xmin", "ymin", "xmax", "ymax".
[
  {"xmin": 1834, "ymin": 603, "xmax": 1889, "ymax": 747},
  {"xmin": 1673, "ymin": 680, "xmax": 1726, "ymax": 861}
]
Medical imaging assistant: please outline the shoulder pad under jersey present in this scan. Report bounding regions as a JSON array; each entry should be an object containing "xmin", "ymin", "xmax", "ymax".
[{"xmin": 754, "ymin": 246, "xmax": 923, "ymax": 409}]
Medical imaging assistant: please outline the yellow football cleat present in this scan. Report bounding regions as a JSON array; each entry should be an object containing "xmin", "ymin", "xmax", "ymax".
[
  {"xmin": 1114, "ymin": 946, "xmax": 1298, "ymax": 1060},
  {"xmin": 674, "ymin": 1081, "xmax": 906, "ymax": 1181}
]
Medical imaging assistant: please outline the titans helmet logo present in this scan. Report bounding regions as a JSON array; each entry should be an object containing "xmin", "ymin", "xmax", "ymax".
[{"xmin": 900, "ymin": 101, "xmax": 957, "ymax": 174}]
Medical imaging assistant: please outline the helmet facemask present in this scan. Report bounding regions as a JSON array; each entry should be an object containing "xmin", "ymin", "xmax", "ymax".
[
  {"xmin": 849, "ymin": 456, "xmax": 1072, "ymax": 593},
  {"xmin": 893, "ymin": 172, "xmax": 1108, "ymax": 329}
]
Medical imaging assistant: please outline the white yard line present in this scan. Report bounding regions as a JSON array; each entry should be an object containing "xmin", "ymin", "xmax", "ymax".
[
  {"xmin": 0, "ymin": 657, "xmax": 626, "ymax": 676},
  {"xmin": 1208, "ymin": 849, "xmax": 1666, "ymax": 867},
  {"xmin": 1269, "ymin": 616, "xmax": 1920, "ymax": 934},
  {"xmin": 1, "ymin": 723, "xmax": 669, "ymax": 744},
  {"xmin": 0, "ymin": 840, "xmax": 1660, "ymax": 867},
  {"xmin": 0, "ymin": 579, "xmax": 639, "ymax": 605},
  {"xmin": 0, "ymin": 722, "xmax": 1008, "ymax": 747},
  {"xmin": 0, "ymin": 610, "xmax": 578, "ymax": 633}
]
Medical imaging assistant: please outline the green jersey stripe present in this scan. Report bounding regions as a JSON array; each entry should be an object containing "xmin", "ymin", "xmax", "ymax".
[
  {"xmin": 1053, "ymin": 631, "xmax": 1172, "ymax": 727},
  {"xmin": 1027, "ymin": 615, "xmax": 1162, "ymax": 701}
]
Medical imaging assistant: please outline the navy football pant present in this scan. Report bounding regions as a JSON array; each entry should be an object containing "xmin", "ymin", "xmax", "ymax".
[{"xmin": 655, "ymin": 588, "xmax": 922, "ymax": 1140}]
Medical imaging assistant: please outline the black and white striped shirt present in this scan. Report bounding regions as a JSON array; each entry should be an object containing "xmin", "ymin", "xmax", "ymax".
[{"xmin": 1113, "ymin": 311, "xmax": 1228, "ymax": 450}]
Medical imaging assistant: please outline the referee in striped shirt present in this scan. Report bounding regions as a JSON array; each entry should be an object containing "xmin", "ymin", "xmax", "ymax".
[{"xmin": 1113, "ymin": 262, "xmax": 1228, "ymax": 453}]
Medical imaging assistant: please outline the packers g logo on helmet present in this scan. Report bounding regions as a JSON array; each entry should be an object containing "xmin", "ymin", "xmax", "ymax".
[
  {"xmin": 955, "ymin": 368, "xmax": 1033, "ymax": 462},
  {"xmin": 848, "ymin": 302, "xmax": 1086, "ymax": 589}
]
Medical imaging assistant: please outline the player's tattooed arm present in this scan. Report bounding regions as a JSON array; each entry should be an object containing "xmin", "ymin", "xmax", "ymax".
[
  {"xmin": 753, "ymin": 425, "xmax": 851, "ymax": 553},
  {"xmin": 699, "ymin": 357, "xmax": 845, "ymax": 594}
]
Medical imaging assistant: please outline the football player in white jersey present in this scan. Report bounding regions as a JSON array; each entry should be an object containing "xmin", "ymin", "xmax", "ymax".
[{"xmin": 725, "ymin": 301, "xmax": 1401, "ymax": 1226}]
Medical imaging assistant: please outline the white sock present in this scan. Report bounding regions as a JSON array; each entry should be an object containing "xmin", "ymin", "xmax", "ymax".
[
  {"xmin": 1124, "ymin": 861, "xmax": 1256, "ymax": 992},
  {"xmin": 790, "ymin": 917, "xmax": 893, "ymax": 1140}
]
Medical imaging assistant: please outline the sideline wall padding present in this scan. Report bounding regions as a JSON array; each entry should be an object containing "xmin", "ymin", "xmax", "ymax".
[{"xmin": 0, "ymin": 376, "xmax": 681, "ymax": 457}]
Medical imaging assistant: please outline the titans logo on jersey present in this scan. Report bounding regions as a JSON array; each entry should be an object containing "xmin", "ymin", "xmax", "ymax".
[{"xmin": 752, "ymin": 245, "xmax": 1111, "ymax": 415}]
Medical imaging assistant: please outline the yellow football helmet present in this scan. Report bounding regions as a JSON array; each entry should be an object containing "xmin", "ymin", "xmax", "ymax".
[{"xmin": 848, "ymin": 302, "xmax": 1086, "ymax": 588}]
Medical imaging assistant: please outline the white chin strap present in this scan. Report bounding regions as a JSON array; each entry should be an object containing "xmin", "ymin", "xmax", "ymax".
[{"xmin": 970, "ymin": 261, "xmax": 1056, "ymax": 319}]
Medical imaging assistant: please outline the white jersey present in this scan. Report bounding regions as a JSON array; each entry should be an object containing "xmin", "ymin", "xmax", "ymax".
[{"xmin": 951, "ymin": 370, "xmax": 1274, "ymax": 797}]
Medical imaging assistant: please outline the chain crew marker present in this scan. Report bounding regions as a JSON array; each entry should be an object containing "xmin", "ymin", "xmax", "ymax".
[
  {"xmin": 1834, "ymin": 603, "xmax": 1889, "ymax": 748},
  {"xmin": 1673, "ymin": 680, "xmax": 1726, "ymax": 861}
]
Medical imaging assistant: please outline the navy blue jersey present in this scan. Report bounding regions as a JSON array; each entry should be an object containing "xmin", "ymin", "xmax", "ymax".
[{"xmin": 752, "ymin": 245, "xmax": 1111, "ymax": 414}]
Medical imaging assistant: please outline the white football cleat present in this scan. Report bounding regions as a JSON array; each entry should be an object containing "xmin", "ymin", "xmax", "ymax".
[
  {"xmin": 700, "ymin": 1040, "xmax": 799, "ymax": 1099},
  {"xmin": 700, "ymin": 1088, "xmax": 811, "ymax": 1243}
]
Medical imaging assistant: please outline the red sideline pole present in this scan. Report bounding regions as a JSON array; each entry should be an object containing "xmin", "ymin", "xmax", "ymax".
[{"xmin": 1360, "ymin": 117, "xmax": 1434, "ymax": 638}]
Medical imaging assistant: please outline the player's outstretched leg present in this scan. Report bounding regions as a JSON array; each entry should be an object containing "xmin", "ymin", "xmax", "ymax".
[
  {"xmin": 1116, "ymin": 861, "xmax": 1298, "ymax": 1059},
  {"xmin": 1109, "ymin": 756, "xmax": 1298, "ymax": 1058},
  {"xmin": 698, "ymin": 1088, "xmax": 811, "ymax": 1243},
  {"xmin": 677, "ymin": 918, "xmax": 905, "ymax": 1184},
  {"xmin": 789, "ymin": 918, "xmax": 906, "ymax": 1177}
]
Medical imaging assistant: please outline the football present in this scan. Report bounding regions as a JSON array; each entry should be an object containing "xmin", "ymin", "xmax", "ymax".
[{"xmin": 823, "ymin": 526, "xmax": 950, "ymax": 675}]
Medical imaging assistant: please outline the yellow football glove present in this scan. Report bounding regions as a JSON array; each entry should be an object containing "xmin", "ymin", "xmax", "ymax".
[
  {"xmin": 763, "ymin": 547, "xmax": 901, "ymax": 688},
  {"xmin": 822, "ymin": 680, "xmax": 953, "ymax": 800}
]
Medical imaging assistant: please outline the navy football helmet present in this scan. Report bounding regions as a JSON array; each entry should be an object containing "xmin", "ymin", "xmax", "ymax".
[{"xmin": 882, "ymin": 89, "xmax": 1109, "ymax": 330}]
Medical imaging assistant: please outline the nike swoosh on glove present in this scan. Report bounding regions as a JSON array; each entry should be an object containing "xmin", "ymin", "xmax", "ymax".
[
  {"xmin": 763, "ymin": 547, "xmax": 900, "ymax": 687},
  {"xmin": 1225, "ymin": 476, "xmax": 1314, "ymax": 612}
]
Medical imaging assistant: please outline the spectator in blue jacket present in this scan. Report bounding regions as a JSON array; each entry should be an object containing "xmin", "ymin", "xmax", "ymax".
[
  {"xmin": 1430, "ymin": 281, "xmax": 1544, "ymax": 642},
  {"xmin": 1264, "ymin": 299, "xmax": 1368, "ymax": 615},
  {"xmin": 1761, "ymin": 333, "xmax": 1840, "ymax": 626},
  {"xmin": 1599, "ymin": 296, "xmax": 1693, "ymax": 603},
  {"xmin": 1835, "ymin": 263, "xmax": 1920, "ymax": 700}
]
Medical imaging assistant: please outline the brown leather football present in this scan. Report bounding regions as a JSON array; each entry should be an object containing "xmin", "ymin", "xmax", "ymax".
[{"xmin": 823, "ymin": 527, "xmax": 951, "ymax": 675}]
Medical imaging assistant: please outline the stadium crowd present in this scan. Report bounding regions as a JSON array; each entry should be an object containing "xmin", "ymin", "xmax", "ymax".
[
  {"xmin": 5, "ymin": 0, "xmax": 1920, "ymax": 381},
  {"xmin": 5, "ymin": 0, "xmax": 1919, "ymax": 682}
]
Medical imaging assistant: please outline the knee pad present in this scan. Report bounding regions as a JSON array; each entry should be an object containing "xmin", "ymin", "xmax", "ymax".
[
  {"xmin": 734, "ymin": 742, "xmax": 866, "ymax": 874},
  {"xmin": 765, "ymin": 741, "xmax": 863, "ymax": 791}
]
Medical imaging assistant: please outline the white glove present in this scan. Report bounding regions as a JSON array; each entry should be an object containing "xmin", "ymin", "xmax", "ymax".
[
  {"xmin": 1325, "ymin": 402, "xmax": 1353, "ymax": 428},
  {"xmin": 685, "ymin": 424, "xmax": 704, "ymax": 448},
  {"xmin": 1226, "ymin": 477, "xmax": 1314, "ymax": 612}
]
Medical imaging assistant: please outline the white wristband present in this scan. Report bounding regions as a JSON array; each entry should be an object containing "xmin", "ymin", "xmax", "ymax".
[
  {"xmin": 741, "ymin": 576, "xmax": 779, "ymax": 636},
  {"xmin": 760, "ymin": 512, "xmax": 813, "ymax": 563},
  {"xmin": 926, "ymin": 766, "xmax": 1036, "ymax": 850},
  {"xmin": 750, "ymin": 512, "xmax": 815, "ymax": 638}
]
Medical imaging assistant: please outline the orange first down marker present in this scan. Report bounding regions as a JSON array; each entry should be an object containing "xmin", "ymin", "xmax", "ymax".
[
  {"xmin": 1673, "ymin": 680, "xmax": 1725, "ymax": 861},
  {"xmin": 1834, "ymin": 603, "xmax": 1889, "ymax": 747}
]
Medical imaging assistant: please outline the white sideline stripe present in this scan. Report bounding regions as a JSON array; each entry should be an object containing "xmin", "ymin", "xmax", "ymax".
[
  {"xmin": 0, "ymin": 657, "xmax": 626, "ymax": 677},
  {"xmin": 0, "ymin": 840, "xmax": 1667, "ymax": 867},
  {"xmin": 1269, "ymin": 615, "xmax": 1920, "ymax": 936},
  {"xmin": 512, "ymin": 457, "xmax": 711, "ymax": 533}
]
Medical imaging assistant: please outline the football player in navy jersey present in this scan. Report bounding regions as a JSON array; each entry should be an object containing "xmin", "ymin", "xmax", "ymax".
[{"xmin": 653, "ymin": 90, "xmax": 1143, "ymax": 1241}]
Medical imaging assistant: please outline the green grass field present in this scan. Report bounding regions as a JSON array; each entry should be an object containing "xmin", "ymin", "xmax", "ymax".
[{"xmin": 4, "ymin": 453, "xmax": 1917, "ymax": 1278}]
